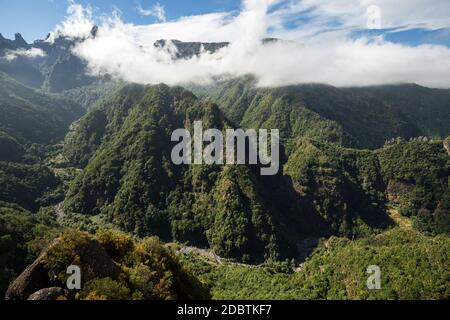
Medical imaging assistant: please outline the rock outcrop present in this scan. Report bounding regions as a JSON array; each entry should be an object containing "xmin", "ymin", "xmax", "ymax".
[
  {"xmin": 5, "ymin": 237, "xmax": 119, "ymax": 300},
  {"xmin": 27, "ymin": 287, "xmax": 68, "ymax": 300},
  {"xmin": 5, "ymin": 239, "xmax": 60, "ymax": 300},
  {"xmin": 444, "ymin": 137, "xmax": 450, "ymax": 157}
]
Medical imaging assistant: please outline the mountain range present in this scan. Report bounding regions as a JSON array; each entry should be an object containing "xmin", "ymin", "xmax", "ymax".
[
  {"xmin": 0, "ymin": 31, "xmax": 449, "ymax": 300},
  {"xmin": 0, "ymin": 30, "xmax": 232, "ymax": 93}
]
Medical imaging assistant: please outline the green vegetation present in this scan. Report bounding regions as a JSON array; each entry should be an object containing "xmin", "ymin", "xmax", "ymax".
[
  {"xmin": 4, "ymin": 210, "xmax": 448, "ymax": 300},
  {"xmin": 284, "ymin": 138, "xmax": 391, "ymax": 238},
  {"xmin": 0, "ymin": 131, "xmax": 24, "ymax": 162},
  {"xmin": 60, "ymin": 78, "xmax": 121, "ymax": 110},
  {"xmin": 181, "ymin": 228, "xmax": 450, "ymax": 300},
  {"xmin": 199, "ymin": 78, "xmax": 450, "ymax": 149},
  {"xmin": 0, "ymin": 202, "xmax": 59, "ymax": 296},
  {"xmin": 377, "ymin": 139, "xmax": 450, "ymax": 234},
  {"xmin": 179, "ymin": 251, "xmax": 300, "ymax": 299},
  {"xmin": 63, "ymin": 84, "xmax": 296, "ymax": 262},
  {"xmin": 0, "ymin": 71, "xmax": 86, "ymax": 223},
  {"xmin": 0, "ymin": 73, "xmax": 448, "ymax": 300},
  {"xmin": 0, "ymin": 71, "xmax": 84, "ymax": 145},
  {"xmin": 0, "ymin": 161, "xmax": 61, "ymax": 211},
  {"xmin": 197, "ymin": 77, "xmax": 353, "ymax": 147},
  {"xmin": 62, "ymin": 83, "xmax": 450, "ymax": 265},
  {"xmin": 293, "ymin": 228, "xmax": 449, "ymax": 300},
  {"xmin": 24, "ymin": 229, "xmax": 210, "ymax": 300}
]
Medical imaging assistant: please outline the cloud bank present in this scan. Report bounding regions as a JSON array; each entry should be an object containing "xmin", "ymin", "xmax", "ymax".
[
  {"xmin": 48, "ymin": 1, "xmax": 94, "ymax": 42},
  {"xmin": 51, "ymin": 0, "xmax": 450, "ymax": 88},
  {"xmin": 2, "ymin": 48, "xmax": 46, "ymax": 61}
]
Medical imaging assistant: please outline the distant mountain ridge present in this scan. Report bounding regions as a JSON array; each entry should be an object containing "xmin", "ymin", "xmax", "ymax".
[
  {"xmin": 0, "ymin": 30, "xmax": 230, "ymax": 92},
  {"xmin": 0, "ymin": 30, "xmax": 97, "ymax": 92},
  {"xmin": 61, "ymin": 83, "xmax": 450, "ymax": 262},
  {"xmin": 195, "ymin": 77, "xmax": 450, "ymax": 149},
  {"xmin": 0, "ymin": 71, "xmax": 84, "ymax": 145},
  {"xmin": 0, "ymin": 29, "xmax": 275, "ymax": 92},
  {"xmin": 0, "ymin": 33, "xmax": 29, "ymax": 50}
]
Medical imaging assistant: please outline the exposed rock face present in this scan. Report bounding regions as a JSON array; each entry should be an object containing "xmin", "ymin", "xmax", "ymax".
[
  {"xmin": 27, "ymin": 287, "xmax": 67, "ymax": 300},
  {"xmin": 0, "ymin": 32, "xmax": 96, "ymax": 91},
  {"xmin": 5, "ymin": 239, "xmax": 60, "ymax": 300},
  {"xmin": 0, "ymin": 32, "xmax": 29, "ymax": 51},
  {"xmin": 444, "ymin": 137, "xmax": 450, "ymax": 157},
  {"xmin": 14, "ymin": 33, "xmax": 28, "ymax": 48},
  {"xmin": 5, "ymin": 238, "xmax": 119, "ymax": 300}
]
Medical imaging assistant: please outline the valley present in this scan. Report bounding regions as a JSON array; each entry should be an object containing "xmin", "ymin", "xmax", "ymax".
[{"xmin": 0, "ymin": 33, "xmax": 449, "ymax": 301}]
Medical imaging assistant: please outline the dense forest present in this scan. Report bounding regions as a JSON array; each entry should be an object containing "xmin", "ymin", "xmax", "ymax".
[
  {"xmin": 195, "ymin": 77, "xmax": 450, "ymax": 148},
  {"xmin": 0, "ymin": 68, "xmax": 449, "ymax": 299}
]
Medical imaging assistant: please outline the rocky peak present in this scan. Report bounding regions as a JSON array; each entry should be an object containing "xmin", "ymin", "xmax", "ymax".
[
  {"xmin": 90, "ymin": 25, "xmax": 98, "ymax": 38},
  {"xmin": 14, "ymin": 33, "xmax": 28, "ymax": 48}
]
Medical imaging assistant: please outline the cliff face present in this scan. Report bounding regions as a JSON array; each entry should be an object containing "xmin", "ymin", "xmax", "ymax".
[
  {"xmin": 0, "ymin": 31, "xmax": 97, "ymax": 92},
  {"xmin": 1, "ymin": 32, "xmax": 228, "ymax": 92},
  {"xmin": 5, "ymin": 230, "xmax": 210, "ymax": 300},
  {"xmin": 5, "ymin": 237, "xmax": 119, "ymax": 300},
  {"xmin": 0, "ymin": 33, "xmax": 29, "ymax": 51},
  {"xmin": 444, "ymin": 137, "xmax": 450, "ymax": 156}
]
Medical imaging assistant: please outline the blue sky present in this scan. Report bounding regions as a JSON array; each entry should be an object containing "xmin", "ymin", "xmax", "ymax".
[
  {"xmin": 352, "ymin": 28, "xmax": 450, "ymax": 48},
  {"xmin": 1, "ymin": 0, "xmax": 449, "ymax": 88},
  {"xmin": 0, "ymin": 0, "xmax": 242, "ymax": 42},
  {"xmin": 0, "ymin": 0, "xmax": 449, "ymax": 48}
]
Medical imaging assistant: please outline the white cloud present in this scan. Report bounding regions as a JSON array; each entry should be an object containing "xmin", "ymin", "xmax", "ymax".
[
  {"xmin": 3, "ymin": 48, "xmax": 46, "ymax": 61},
  {"xmin": 268, "ymin": 0, "xmax": 450, "ymax": 38},
  {"xmin": 55, "ymin": 0, "xmax": 450, "ymax": 88},
  {"xmin": 137, "ymin": 2, "xmax": 166, "ymax": 22},
  {"xmin": 46, "ymin": 1, "xmax": 95, "ymax": 42}
]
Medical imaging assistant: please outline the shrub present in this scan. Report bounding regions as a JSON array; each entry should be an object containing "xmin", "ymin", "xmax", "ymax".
[
  {"xmin": 96, "ymin": 229, "xmax": 134, "ymax": 263},
  {"xmin": 80, "ymin": 278, "xmax": 131, "ymax": 300}
]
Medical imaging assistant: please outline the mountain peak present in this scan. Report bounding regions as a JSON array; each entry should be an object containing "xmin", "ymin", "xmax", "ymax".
[
  {"xmin": 90, "ymin": 25, "xmax": 98, "ymax": 38},
  {"xmin": 14, "ymin": 33, "xmax": 28, "ymax": 47}
]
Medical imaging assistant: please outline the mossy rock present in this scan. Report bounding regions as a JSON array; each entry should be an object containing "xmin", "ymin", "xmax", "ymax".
[{"xmin": 5, "ymin": 233, "xmax": 120, "ymax": 300}]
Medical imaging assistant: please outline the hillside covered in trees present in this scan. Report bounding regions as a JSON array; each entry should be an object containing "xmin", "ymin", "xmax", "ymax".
[
  {"xmin": 0, "ymin": 71, "xmax": 84, "ymax": 146},
  {"xmin": 0, "ymin": 74, "xmax": 449, "ymax": 300},
  {"xmin": 195, "ymin": 77, "xmax": 450, "ymax": 149}
]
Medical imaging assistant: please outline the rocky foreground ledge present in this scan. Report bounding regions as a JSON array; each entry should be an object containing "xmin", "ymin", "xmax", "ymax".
[{"xmin": 5, "ymin": 236, "xmax": 120, "ymax": 300}]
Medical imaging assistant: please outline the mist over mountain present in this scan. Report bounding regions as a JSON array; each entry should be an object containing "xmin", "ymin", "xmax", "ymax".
[
  {"xmin": 0, "ymin": 30, "xmax": 232, "ymax": 93},
  {"xmin": 0, "ymin": 30, "xmax": 97, "ymax": 92},
  {"xmin": 0, "ymin": 0, "xmax": 449, "ymax": 300},
  {"xmin": 196, "ymin": 77, "xmax": 450, "ymax": 148}
]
